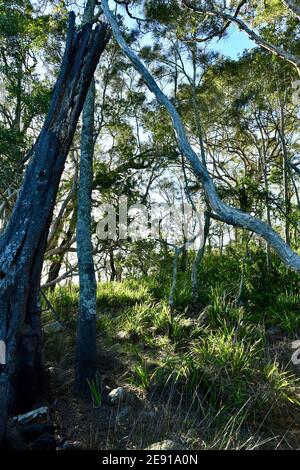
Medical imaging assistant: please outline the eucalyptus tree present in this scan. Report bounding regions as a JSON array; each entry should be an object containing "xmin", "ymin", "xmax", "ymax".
[
  {"xmin": 102, "ymin": 0, "xmax": 300, "ymax": 276},
  {"xmin": 75, "ymin": 0, "xmax": 99, "ymax": 396}
]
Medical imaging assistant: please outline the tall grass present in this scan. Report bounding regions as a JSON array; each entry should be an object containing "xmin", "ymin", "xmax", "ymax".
[{"xmin": 43, "ymin": 245, "xmax": 300, "ymax": 449}]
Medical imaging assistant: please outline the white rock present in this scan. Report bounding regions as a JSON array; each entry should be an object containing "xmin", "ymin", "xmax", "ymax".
[
  {"xmin": 145, "ymin": 440, "xmax": 186, "ymax": 450},
  {"xmin": 108, "ymin": 387, "xmax": 126, "ymax": 404},
  {"xmin": 116, "ymin": 331, "xmax": 129, "ymax": 340},
  {"xmin": 13, "ymin": 406, "xmax": 49, "ymax": 425},
  {"xmin": 62, "ymin": 440, "xmax": 85, "ymax": 450},
  {"xmin": 43, "ymin": 321, "xmax": 63, "ymax": 334}
]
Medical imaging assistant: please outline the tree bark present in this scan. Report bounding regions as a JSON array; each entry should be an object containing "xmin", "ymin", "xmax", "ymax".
[
  {"xmin": 0, "ymin": 14, "xmax": 109, "ymax": 445},
  {"xmin": 109, "ymin": 246, "xmax": 116, "ymax": 281},
  {"xmin": 75, "ymin": 0, "xmax": 98, "ymax": 396},
  {"xmin": 278, "ymin": 95, "xmax": 291, "ymax": 246}
]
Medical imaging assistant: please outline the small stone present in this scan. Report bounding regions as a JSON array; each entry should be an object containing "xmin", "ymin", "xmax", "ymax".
[
  {"xmin": 43, "ymin": 321, "xmax": 63, "ymax": 334},
  {"xmin": 108, "ymin": 387, "xmax": 126, "ymax": 404},
  {"xmin": 117, "ymin": 331, "xmax": 129, "ymax": 340},
  {"xmin": 62, "ymin": 440, "xmax": 85, "ymax": 450},
  {"xmin": 145, "ymin": 440, "xmax": 187, "ymax": 450},
  {"xmin": 13, "ymin": 406, "xmax": 49, "ymax": 425}
]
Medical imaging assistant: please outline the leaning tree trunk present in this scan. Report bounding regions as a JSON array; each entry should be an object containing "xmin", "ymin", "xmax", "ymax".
[
  {"xmin": 102, "ymin": 0, "xmax": 300, "ymax": 275},
  {"xmin": 75, "ymin": 0, "xmax": 98, "ymax": 396},
  {"xmin": 0, "ymin": 14, "xmax": 109, "ymax": 445}
]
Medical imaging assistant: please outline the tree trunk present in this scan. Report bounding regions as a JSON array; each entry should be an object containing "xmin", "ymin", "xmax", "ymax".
[
  {"xmin": 0, "ymin": 14, "xmax": 109, "ymax": 445},
  {"xmin": 279, "ymin": 98, "xmax": 291, "ymax": 246},
  {"xmin": 109, "ymin": 246, "xmax": 116, "ymax": 282},
  {"xmin": 191, "ymin": 212, "xmax": 210, "ymax": 304},
  {"xmin": 260, "ymin": 144, "xmax": 272, "ymax": 272},
  {"xmin": 102, "ymin": 0, "xmax": 300, "ymax": 274},
  {"xmin": 75, "ymin": 0, "xmax": 98, "ymax": 397}
]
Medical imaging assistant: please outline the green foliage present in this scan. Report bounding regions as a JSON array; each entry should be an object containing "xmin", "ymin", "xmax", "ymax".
[
  {"xmin": 87, "ymin": 374, "xmax": 102, "ymax": 408},
  {"xmin": 120, "ymin": 300, "xmax": 170, "ymax": 340},
  {"xmin": 153, "ymin": 325, "xmax": 299, "ymax": 421},
  {"xmin": 97, "ymin": 279, "xmax": 150, "ymax": 307},
  {"xmin": 43, "ymin": 244, "xmax": 300, "ymax": 447},
  {"xmin": 132, "ymin": 362, "xmax": 150, "ymax": 390},
  {"xmin": 144, "ymin": 0, "xmax": 182, "ymax": 24},
  {"xmin": 44, "ymin": 285, "xmax": 78, "ymax": 328}
]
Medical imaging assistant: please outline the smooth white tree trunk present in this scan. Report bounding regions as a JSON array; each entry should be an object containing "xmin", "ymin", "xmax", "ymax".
[
  {"xmin": 76, "ymin": 0, "xmax": 98, "ymax": 395},
  {"xmin": 101, "ymin": 0, "xmax": 300, "ymax": 274}
]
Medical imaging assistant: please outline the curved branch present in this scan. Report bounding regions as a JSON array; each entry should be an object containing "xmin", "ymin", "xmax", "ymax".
[
  {"xmin": 101, "ymin": 0, "xmax": 300, "ymax": 273},
  {"xmin": 181, "ymin": 1, "xmax": 300, "ymax": 75}
]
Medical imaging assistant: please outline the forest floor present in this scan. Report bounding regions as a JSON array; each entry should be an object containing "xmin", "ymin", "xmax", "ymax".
[{"xmin": 39, "ymin": 271, "xmax": 300, "ymax": 450}]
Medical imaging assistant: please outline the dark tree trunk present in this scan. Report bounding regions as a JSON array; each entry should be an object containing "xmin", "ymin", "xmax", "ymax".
[
  {"xmin": 0, "ymin": 14, "xmax": 109, "ymax": 445},
  {"xmin": 109, "ymin": 247, "xmax": 116, "ymax": 282}
]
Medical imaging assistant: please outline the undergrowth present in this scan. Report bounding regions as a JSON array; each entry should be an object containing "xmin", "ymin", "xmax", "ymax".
[{"xmin": 43, "ymin": 246, "xmax": 300, "ymax": 449}]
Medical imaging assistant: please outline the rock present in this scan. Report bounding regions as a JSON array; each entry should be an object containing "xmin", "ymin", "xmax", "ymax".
[
  {"xmin": 13, "ymin": 406, "xmax": 49, "ymax": 425},
  {"xmin": 116, "ymin": 331, "xmax": 130, "ymax": 340},
  {"xmin": 108, "ymin": 387, "xmax": 126, "ymax": 404},
  {"xmin": 145, "ymin": 440, "xmax": 187, "ymax": 451},
  {"xmin": 43, "ymin": 321, "xmax": 63, "ymax": 334},
  {"xmin": 108, "ymin": 387, "xmax": 141, "ymax": 406},
  {"xmin": 62, "ymin": 440, "xmax": 86, "ymax": 450}
]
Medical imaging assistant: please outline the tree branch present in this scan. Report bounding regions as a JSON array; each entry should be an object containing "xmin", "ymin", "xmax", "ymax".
[
  {"xmin": 101, "ymin": 0, "xmax": 300, "ymax": 273},
  {"xmin": 181, "ymin": 0, "xmax": 300, "ymax": 75}
]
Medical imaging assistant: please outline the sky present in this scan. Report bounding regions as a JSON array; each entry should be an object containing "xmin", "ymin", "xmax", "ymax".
[
  {"xmin": 208, "ymin": 24, "xmax": 255, "ymax": 59},
  {"xmin": 117, "ymin": 0, "xmax": 256, "ymax": 61}
]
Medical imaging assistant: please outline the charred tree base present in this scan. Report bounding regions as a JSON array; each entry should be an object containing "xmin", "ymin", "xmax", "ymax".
[
  {"xmin": 13, "ymin": 345, "xmax": 48, "ymax": 415},
  {"xmin": 75, "ymin": 316, "xmax": 97, "ymax": 397},
  {"xmin": 0, "ymin": 13, "xmax": 110, "ymax": 444}
]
